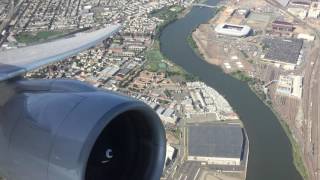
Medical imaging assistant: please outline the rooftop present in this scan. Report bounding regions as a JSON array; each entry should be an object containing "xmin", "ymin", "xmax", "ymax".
[
  {"xmin": 263, "ymin": 38, "xmax": 303, "ymax": 64},
  {"xmin": 188, "ymin": 123, "xmax": 245, "ymax": 159},
  {"xmin": 214, "ymin": 23, "xmax": 251, "ymax": 37},
  {"xmin": 272, "ymin": 20, "xmax": 293, "ymax": 26}
]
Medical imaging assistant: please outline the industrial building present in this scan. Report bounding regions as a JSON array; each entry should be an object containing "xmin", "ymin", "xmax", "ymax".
[
  {"xmin": 272, "ymin": 20, "xmax": 294, "ymax": 32},
  {"xmin": 214, "ymin": 23, "xmax": 251, "ymax": 37},
  {"xmin": 165, "ymin": 144, "xmax": 176, "ymax": 166},
  {"xmin": 262, "ymin": 38, "xmax": 303, "ymax": 70},
  {"xmin": 297, "ymin": 33, "xmax": 315, "ymax": 41},
  {"xmin": 308, "ymin": 2, "xmax": 320, "ymax": 18},
  {"xmin": 232, "ymin": 8, "xmax": 251, "ymax": 18},
  {"xmin": 188, "ymin": 123, "xmax": 246, "ymax": 166},
  {"xmin": 276, "ymin": 75, "xmax": 303, "ymax": 99},
  {"xmin": 290, "ymin": 1, "xmax": 311, "ymax": 8}
]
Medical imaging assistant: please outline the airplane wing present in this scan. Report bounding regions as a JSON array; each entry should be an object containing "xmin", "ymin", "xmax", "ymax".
[{"xmin": 0, "ymin": 24, "xmax": 121, "ymax": 81}]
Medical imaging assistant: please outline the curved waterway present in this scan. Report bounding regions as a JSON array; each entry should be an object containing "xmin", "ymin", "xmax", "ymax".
[{"xmin": 159, "ymin": 0, "xmax": 303, "ymax": 180}]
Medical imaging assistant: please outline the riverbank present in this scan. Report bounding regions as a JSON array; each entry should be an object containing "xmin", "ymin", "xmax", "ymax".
[
  {"xmin": 188, "ymin": 2, "xmax": 308, "ymax": 180},
  {"xmin": 149, "ymin": 2, "xmax": 248, "ymax": 180},
  {"xmin": 144, "ymin": 4, "xmax": 200, "ymax": 81}
]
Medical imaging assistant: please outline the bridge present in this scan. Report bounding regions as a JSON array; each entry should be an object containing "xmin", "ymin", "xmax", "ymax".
[
  {"xmin": 264, "ymin": 80, "xmax": 279, "ymax": 88},
  {"xmin": 193, "ymin": 3, "xmax": 221, "ymax": 9}
]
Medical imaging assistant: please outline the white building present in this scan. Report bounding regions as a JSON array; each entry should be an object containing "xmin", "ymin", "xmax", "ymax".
[
  {"xmin": 297, "ymin": 33, "xmax": 315, "ymax": 41},
  {"xmin": 276, "ymin": 75, "xmax": 303, "ymax": 99},
  {"xmin": 308, "ymin": 2, "xmax": 320, "ymax": 18},
  {"xmin": 165, "ymin": 144, "xmax": 176, "ymax": 165},
  {"xmin": 214, "ymin": 23, "xmax": 251, "ymax": 37}
]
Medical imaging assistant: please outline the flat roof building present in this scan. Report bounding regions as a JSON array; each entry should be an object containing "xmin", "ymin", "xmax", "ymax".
[
  {"xmin": 262, "ymin": 38, "xmax": 303, "ymax": 70},
  {"xmin": 188, "ymin": 123, "xmax": 246, "ymax": 166},
  {"xmin": 290, "ymin": 1, "xmax": 311, "ymax": 8},
  {"xmin": 233, "ymin": 8, "xmax": 251, "ymax": 18},
  {"xmin": 272, "ymin": 20, "xmax": 294, "ymax": 32},
  {"xmin": 276, "ymin": 75, "xmax": 303, "ymax": 99}
]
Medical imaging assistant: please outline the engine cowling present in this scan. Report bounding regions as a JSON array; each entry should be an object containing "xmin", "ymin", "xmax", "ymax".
[{"xmin": 0, "ymin": 79, "xmax": 166, "ymax": 180}]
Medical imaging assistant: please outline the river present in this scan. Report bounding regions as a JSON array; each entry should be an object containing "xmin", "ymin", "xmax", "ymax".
[{"xmin": 159, "ymin": 0, "xmax": 303, "ymax": 180}]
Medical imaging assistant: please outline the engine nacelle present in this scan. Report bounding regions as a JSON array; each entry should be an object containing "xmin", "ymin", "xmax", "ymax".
[{"xmin": 0, "ymin": 79, "xmax": 166, "ymax": 180}]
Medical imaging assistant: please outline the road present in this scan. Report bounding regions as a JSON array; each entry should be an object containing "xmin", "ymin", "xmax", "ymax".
[
  {"xmin": 0, "ymin": 0, "xmax": 26, "ymax": 45},
  {"xmin": 168, "ymin": 161, "xmax": 201, "ymax": 180}
]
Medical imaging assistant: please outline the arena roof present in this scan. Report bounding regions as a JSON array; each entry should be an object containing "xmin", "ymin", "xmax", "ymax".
[
  {"xmin": 188, "ymin": 123, "xmax": 244, "ymax": 159},
  {"xmin": 263, "ymin": 38, "xmax": 303, "ymax": 64},
  {"xmin": 214, "ymin": 23, "xmax": 251, "ymax": 37}
]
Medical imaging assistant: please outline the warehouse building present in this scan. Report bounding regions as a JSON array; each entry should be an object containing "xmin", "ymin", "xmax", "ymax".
[
  {"xmin": 272, "ymin": 20, "xmax": 294, "ymax": 32},
  {"xmin": 290, "ymin": 1, "xmax": 311, "ymax": 8},
  {"xmin": 188, "ymin": 123, "xmax": 246, "ymax": 166},
  {"xmin": 262, "ymin": 38, "xmax": 303, "ymax": 70}
]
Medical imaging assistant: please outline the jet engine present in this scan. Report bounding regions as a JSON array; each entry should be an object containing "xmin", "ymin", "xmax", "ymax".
[{"xmin": 0, "ymin": 79, "xmax": 166, "ymax": 180}]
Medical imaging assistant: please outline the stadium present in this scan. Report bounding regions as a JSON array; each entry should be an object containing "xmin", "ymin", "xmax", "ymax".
[{"xmin": 214, "ymin": 23, "xmax": 251, "ymax": 37}]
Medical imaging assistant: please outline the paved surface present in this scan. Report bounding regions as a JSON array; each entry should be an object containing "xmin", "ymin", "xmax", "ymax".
[{"xmin": 171, "ymin": 161, "xmax": 201, "ymax": 180}]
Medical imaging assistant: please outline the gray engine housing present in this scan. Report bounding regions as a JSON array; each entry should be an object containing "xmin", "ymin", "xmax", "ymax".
[{"xmin": 0, "ymin": 79, "xmax": 166, "ymax": 180}]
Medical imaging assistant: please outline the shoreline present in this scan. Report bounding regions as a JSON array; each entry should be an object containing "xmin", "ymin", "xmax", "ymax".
[
  {"xmin": 188, "ymin": 4, "xmax": 309, "ymax": 180},
  {"xmin": 152, "ymin": 2, "xmax": 249, "ymax": 179}
]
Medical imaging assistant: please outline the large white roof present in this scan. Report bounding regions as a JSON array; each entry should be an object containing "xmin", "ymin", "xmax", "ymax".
[
  {"xmin": 0, "ymin": 24, "xmax": 121, "ymax": 81},
  {"xmin": 215, "ymin": 23, "xmax": 251, "ymax": 37}
]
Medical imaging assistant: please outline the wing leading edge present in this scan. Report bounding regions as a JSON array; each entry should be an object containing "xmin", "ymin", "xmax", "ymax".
[{"xmin": 0, "ymin": 24, "xmax": 121, "ymax": 81}]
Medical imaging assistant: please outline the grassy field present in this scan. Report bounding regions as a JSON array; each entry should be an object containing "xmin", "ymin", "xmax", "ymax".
[
  {"xmin": 277, "ymin": 113, "xmax": 309, "ymax": 180},
  {"xmin": 145, "ymin": 5, "xmax": 197, "ymax": 81},
  {"xmin": 187, "ymin": 33, "xmax": 205, "ymax": 59},
  {"xmin": 15, "ymin": 31, "xmax": 66, "ymax": 44},
  {"xmin": 144, "ymin": 40, "xmax": 196, "ymax": 81},
  {"xmin": 230, "ymin": 70, "xmax": 254, "ymax": 83},
  {"xmin": 151, "ymin": 5, "xmax": 185, "ymax": 37},
  {"xmin": 144, "ymin": 41, "xmax": 166, "ymax": 72},
  {"xmin": 151, "ymin": 5, "xmax": 184, "ymax": 21}
]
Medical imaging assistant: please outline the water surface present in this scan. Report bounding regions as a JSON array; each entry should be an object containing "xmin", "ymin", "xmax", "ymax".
[{"xmin": 159, "ymin": 1, "xmax": 303, "ymax": 179}]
